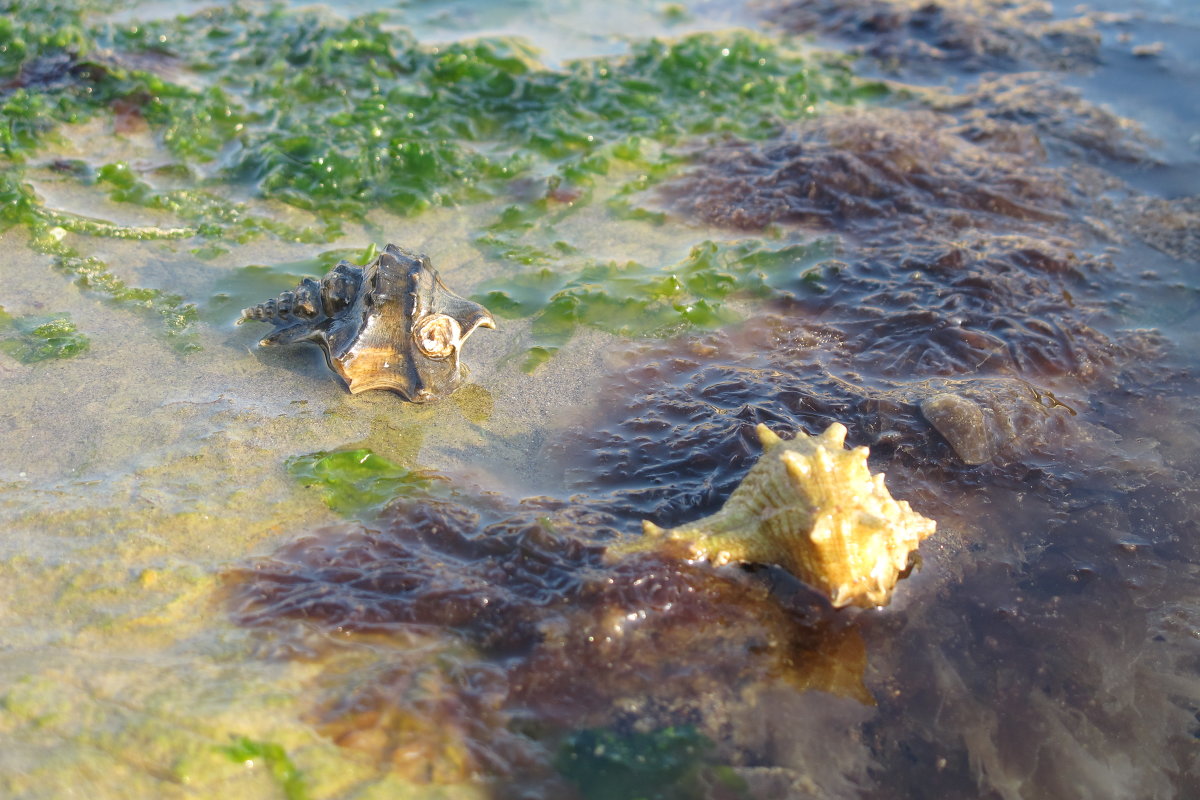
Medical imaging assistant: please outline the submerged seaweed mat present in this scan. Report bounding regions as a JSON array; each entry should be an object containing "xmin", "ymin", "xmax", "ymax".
[
  {"xmin": 228, "ymin": 310, "xmax": 1199, "ymax": 797},
  {"xmin": 554, "ymin": 15, "xmax": 1199, "ymax": 796},
  {"xmin": 227, "ymin": 494, "xmax": 872, "ymax": 793},
  {"xmin": 228, "ymin": 268, "xmax": 1194, "ymax": 797},
  {"xmin": 231, "ymin": 11, "xmax": 1198, "ymax": 798},
  {"xmin": 227, "ymin": 13, "xmax": 1200, "ymax": 800},
  {"xmin": 548, "ymin": 108, "xmax": 1198, "ymax": 789}
]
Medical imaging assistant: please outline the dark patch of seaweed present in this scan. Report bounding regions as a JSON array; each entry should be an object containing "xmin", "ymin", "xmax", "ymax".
[
  {"xmin": 761, "ymin": 0, "xmax": 1102, "ymax": 72},
  {"xmin": 660, "ymin": 108, "xmax": 1073, "ymax": 234},
  {"xmin": 226, "ymin": 491, "xmax": 868, "ymax": 786}
]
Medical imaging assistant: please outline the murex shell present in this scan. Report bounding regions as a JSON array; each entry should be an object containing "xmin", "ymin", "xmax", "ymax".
[
  {"xmin": 240, "ymin": 244, "xmax": 495, "ymax": 402},
  {"xmin": 628, "ymin": 423, "xmax": 937, "ymax": 608}
]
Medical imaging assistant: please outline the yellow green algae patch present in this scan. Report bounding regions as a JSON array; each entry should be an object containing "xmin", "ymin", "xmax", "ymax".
[
  {"xmin": 475, "ymin": 238, "xmax": 833, "ymax": 370},
  {"xmin": 0, "ymin": 307, "xmax": 89, "ymax": 362},
  {"xmin": 0, "ymin": 450, "xmax": 493, "ymax": 799},
  {"xmin": 0, "ymin": 174, "xmax": 202, "ymax": 350},
  {"xmin": 219, "ymin": 738, "xmax": 310, "ymax": 800},
  {"xmin": 286, "ymin": 449, "xmax": 439, "ymax": 518},
  {"xmin": 0, "ymin": 209, "xmax": 601, "ymax": 799}
]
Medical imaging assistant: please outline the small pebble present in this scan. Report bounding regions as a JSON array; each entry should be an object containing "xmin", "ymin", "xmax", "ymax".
[{"xmin": 921, "ymin": 393, "xmax": 994, "ymax": 465}]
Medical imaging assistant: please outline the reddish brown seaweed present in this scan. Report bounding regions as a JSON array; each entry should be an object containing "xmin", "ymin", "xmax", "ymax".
[
  {"xmin": 227, "ymin": 494, "xmax": 868, "ymax": 782},
  {"xmin": 761, "ymin": 0, "xmax": 1100, "ymax": 71},
  {"xmin": 661, "ymin": 109, "xmax": 1072, "ymax": 234}
]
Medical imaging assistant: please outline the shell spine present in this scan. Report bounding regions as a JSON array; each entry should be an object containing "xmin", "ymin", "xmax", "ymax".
[{"xmin": 630, "ymin": 423, "xmax": 936, "ymax": 608}]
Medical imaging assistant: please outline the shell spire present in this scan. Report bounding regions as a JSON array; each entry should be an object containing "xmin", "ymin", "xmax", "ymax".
[
  {"xmin": 629, "ymin": 422, "xmax": 936, "ymax": 608},
  {"xmin": 240, "ymin": 265, "xmax": 360, "ymax": 345}
]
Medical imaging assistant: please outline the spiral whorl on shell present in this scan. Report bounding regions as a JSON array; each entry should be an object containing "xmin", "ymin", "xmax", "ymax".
[
  {"xmin": 628, "ymin": 423, "xmax": 937, "ymax": 608},
  {"xmin": 240, "ymin": 264, "xmax": 360, "ymax": 331}
]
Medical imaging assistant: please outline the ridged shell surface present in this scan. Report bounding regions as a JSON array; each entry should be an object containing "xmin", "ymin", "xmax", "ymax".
[{"xmin": 631, "ymin": 423, "xmax": 937, "ymax": 608}]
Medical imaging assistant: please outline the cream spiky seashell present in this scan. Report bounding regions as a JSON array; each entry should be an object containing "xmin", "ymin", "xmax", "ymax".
[{"xmin": 630, "ymin": 423, "xmax": 936, "ymax": 608}]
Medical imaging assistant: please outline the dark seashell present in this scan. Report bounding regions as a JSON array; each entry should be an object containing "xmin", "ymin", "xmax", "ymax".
[{"xmin": 240, "ymin": 244, "xmax": 495, "ymax": 402}]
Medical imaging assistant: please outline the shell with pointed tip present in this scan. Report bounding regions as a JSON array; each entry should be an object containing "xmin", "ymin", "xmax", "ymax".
[
  {"xmin": 239, "ymin": 244, "xmax": 495, "ymax": 402},
  {"xmin": 628, "ymin": 423, "xmax": 936, "ymax": 608}
]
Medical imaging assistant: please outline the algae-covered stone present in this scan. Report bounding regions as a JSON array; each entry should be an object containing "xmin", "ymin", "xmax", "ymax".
[{"xmin": 921, "ymin": 393, "xmax": 992, "ymax": 465}]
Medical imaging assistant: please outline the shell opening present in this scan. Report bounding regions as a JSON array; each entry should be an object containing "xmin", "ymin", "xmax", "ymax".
[{"xmin": 412, "ymin": 314, "xmax": 461, "ymax": 360}]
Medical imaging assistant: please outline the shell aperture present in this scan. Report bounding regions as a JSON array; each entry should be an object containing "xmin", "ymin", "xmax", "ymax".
[{"xmin": 240, "ymin": 244, "xmax": 495, "ymax": 402}]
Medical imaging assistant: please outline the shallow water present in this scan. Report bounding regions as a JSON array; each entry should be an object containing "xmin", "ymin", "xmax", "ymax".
[{"xmin": 1, "ymin": 0, "xmax": 1198, "ymax": 798}]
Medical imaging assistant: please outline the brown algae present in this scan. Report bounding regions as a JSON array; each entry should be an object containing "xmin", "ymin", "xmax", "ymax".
[{"xmin": 227, "ymin": 495, "xmax": 871, "ymax": 785}]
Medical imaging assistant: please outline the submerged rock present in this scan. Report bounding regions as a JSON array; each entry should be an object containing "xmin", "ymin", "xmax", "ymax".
[
  {"xmin": 920, "ymin": 393, "xmax": 992, "ymax": 464},
  {"xmin": 919, "ymin": 378, "xmax": 1078, "ymax": 466},
  {"xmin": 617, "ymin": 422, "xmax": 936, "ymax": 608},
  {"xmin": 240, "ymin": 244, "xmax": 495, "ymax": 401}
]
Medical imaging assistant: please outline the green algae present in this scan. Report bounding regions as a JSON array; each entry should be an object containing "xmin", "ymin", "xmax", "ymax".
[
  {"xmin": 55, "ymin": 252, "xmax": 200, "ymax": 351},
  {"xmin": 0, "ymin": 4, "xmax": 893, "ymax": 796},
  {"xmin": 94, "ymin": 162, "xmax": 338, "ymax": 247},
  {"xmin": 474, "ymin": 239, "xmax": 832, "ymax": 370},
  {"xmin": 0, "ymin": 173, "xmax": 201, "ymax": 349},
  {"xmin": 221, "ymin": 737, "xmax": 310, "ymax": 800},
  {"xmin": 1, "ymin": 0, "xmax": 876, "ymax": 357},
  {"xmin": 5, "ymin": 4, "xmax": 868, "ymax": 222},
  {"xmin": 0, "ymin": 309, "xmax": 89, "ymax": 362},
  {"xmin": 286, "ymin": 449, "xmax": 436, "ymax": 517},
  {"xmin": 0, "ymin": 4, "xmax": 106, "ymax": 158}
]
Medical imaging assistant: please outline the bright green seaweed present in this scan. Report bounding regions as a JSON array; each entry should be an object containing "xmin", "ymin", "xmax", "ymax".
[
  {"xmin": 475, "ymin": 239, "xmax": 833, "ymax": 370},
  {"xmin": 0, "ymin": 172, "xmax": 202, "ymax": 351},
  {"xmin": 4, "ymin": 0, "xmax": 874, "ymax": 219},
  {"xmin": 98, "ymin": 8, "xmax": 867, "ymax": 218},
  {"xmin": 286, "ymin": 449, "xmax": 436, "ymax": 517},
  {"xmin": 220, "ymin": 737, "xmax": 310, "ymax": 800}
]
